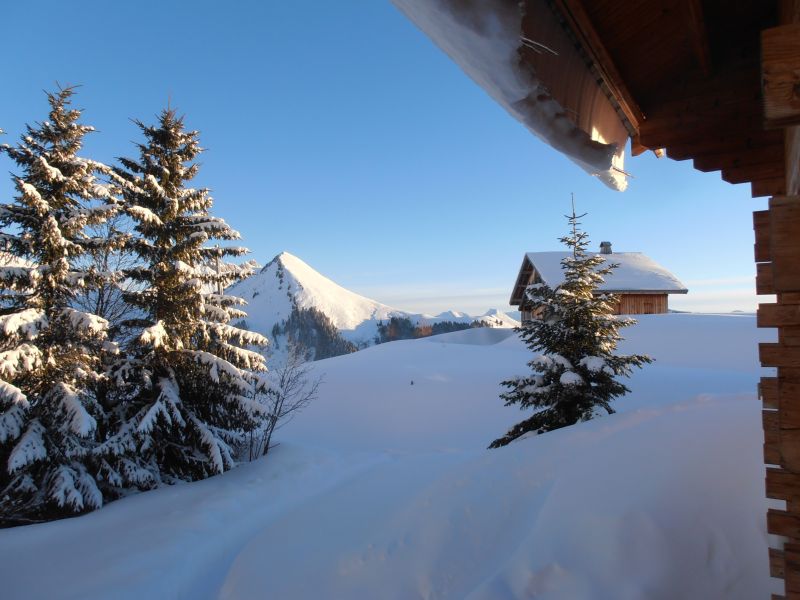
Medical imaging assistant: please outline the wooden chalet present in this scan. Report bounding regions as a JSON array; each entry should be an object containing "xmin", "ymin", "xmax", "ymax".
[
  {"xmin": 510, "ymin": 246, "xmax": 688, "ymax": 319},
  {"xmin": 393, "ymin": 0, "xmax": 800, "ymax": 596}
]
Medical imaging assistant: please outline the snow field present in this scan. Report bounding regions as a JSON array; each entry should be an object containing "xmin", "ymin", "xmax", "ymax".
[{"xmin": 0, "ymin": 313, "xmax": 778, "ymax": 599}]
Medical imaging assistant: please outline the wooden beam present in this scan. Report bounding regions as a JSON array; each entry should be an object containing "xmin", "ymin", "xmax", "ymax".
[
  {"xmin": 763, "ymin": 377, "xmax": 780, "ymax": 409},
  {"xmin": 760, "ymin": 303, "xmax": 800, "ymax": 327},
  {"xmin": 640, "ymin": 111, "xmax": 762, "ymax": 144},
  {"xmin": 753, "ymin": 177, "xmax": 787, "ymax": 198},
  {"xmin": 782, "ymin": 326, "xmax": 800, "ymax": 346},
  {"xmin": 666, "ymin": 129, "xmax": 784, "ymax": 161},
  {"xmin": 684, "ymin": 0, "xmax": 712, "ymax": 77},
  {"xmin": 755, "ymin": 210, "xmax": 772, "ymax": 263},
  {"xmin": 768, "ymin": 507, "xmax": 800, "ymax": 539},
  {"xmin": 638, "ymin": 59, "xmax": 767, "ymax": 156},
  {"xmin": 758, "ymin": 262, "xmax": 776, "ymax": 295},
  {"xmin": 762, "ymin": 24, "xmax": 800, "ymax": 129},
  {"xmin": 550, "ymin": 0, "xmax": 644, "ymax": 132},
  {"xmin": 630, "ymin": 135, "xmax": 649, "ymax": 157},
  {"xmin": 722, "ymin": 161, "xmax": 785, "ymax": 185},
  {"xmin": 781, "ymin": 381, "xmax": 800, "ymax": 429},
  {"xmin": 768, "ymin": 466, "xmax": 800, "ymax": 501},
  {"xmin": 779, "ymin": 429, "xmax": 800, "ymax": 472},
  {"xmin": 692, "ymin": 143, "xmax": 785, "ymax": 173},
  {"xmin": 769, "ymin": 196, "xmax": 800, "ymax": 291},
  {"xmin": 768, "ymin": 421, "xmax": 782, "ymax": 465},
  {"xmin": 781, "ymin": 0, "xmax": 800, "ymax": 24},
  {"xmin": 786, "ymin": 543, "xmax": 800, "ymax": 594},
  {"xmin": 761, "ymin": 343, "xmax": 800, "ymax": 367},
  {"xmin": 773, "ymin": 547, "xmax": 787, "ymax": 579},
  {"xmin": 640, "ymin": 120, "xmax": 764, "ymax": 152},
  {"xmin": 787, "ymin": 126, "xmax": 800, "ymax": 196}
]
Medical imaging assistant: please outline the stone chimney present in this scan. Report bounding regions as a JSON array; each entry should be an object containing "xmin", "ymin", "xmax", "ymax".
[{"xmin": 599, "ymin": 241, "xmax": 612, "ymax": 254}]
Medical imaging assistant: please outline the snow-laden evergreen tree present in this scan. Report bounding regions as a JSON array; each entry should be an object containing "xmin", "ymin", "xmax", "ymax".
[
  {"xmin": 0, "ymin": 88, "xmax": 119, "ymax": 523},
  {"xmin": 98, "ymin": 109, "xmax": 271, "ymax": 486},
  {"xmin": 489, "ymin": 208, "xmax": 652, "ymax": 449}
]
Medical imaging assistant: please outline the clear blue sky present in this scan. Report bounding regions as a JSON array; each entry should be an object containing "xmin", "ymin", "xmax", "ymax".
[{"xmin": 1, "ymin": 1, "xmax": 764, "ymax": 314}]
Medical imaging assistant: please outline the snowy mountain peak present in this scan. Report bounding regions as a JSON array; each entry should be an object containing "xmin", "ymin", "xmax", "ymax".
[
  {"xmin": 230, "ymin": 252, "xmax": 519, "ymax": 354},
  {"xmin": 230, "ymin": 252, "xmax": 404, "ymax": 351}
]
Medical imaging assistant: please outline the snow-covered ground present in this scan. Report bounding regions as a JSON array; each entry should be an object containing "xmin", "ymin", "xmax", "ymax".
[{"xmin": 0, "ymin": 313, "xmax": 777, "ymax": 599}]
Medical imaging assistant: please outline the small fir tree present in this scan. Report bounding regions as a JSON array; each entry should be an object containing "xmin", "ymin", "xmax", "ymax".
[
  {"xmin": 0, "ymin": 88, "xmax": 118, "ymax": 523},
  {"xmin": 98, "ymin": 109, "xmax": 271, "ymax": 486},
  {"xmin": 490, "ymin": 208, "xmax": 651, "ymax": 448}
]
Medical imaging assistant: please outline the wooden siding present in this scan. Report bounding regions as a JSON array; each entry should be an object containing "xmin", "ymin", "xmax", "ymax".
[
  {"xmin": 521, "ymin": 292, "xmax": 668, "ymax": 321},
  {"xmin": 614, "ymin": 293, "xmax": 668, "ymax": 315},
  {"xmin": 757, "ymin": 195, "xmax": 800, "ymax": 598}
]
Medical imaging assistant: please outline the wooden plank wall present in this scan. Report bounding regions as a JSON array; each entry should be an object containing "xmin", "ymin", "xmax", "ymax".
[
  {"xmin": 756, "ymin": 196, "xmax": 800, "ymax": 599},
  {"xmin": 761, "ymin": 12, "xmax": 800, "ymax": 596},
  {"xmin": 617, "ymin": 293, "xmax": 668, "ymax": 315}
]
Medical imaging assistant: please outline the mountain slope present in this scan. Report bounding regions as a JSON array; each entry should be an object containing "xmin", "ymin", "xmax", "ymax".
[{"xmin": 228, "ymin": 252, "xmax": 519, "ymax": 354}]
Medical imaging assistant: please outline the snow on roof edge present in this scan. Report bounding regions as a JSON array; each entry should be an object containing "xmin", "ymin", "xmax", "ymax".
[
  {"xmin": 391, "ymin": 0, "xmax": 630, "ymax": 192},
  {"xmin": 511, "ymin": 251, "xmax": 688, "ymax": 303}
]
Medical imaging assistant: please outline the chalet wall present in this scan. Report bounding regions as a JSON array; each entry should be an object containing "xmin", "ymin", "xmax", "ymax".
[
  {"xmin": 614, "ymin": 293, "xmax": 668, "ymax": 315},
  {"xmin": 520, "ymin": 293, "xmax": 668, "ymax": 321}
]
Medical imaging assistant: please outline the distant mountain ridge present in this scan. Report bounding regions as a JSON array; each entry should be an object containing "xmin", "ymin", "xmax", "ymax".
[{"xmin": 227, "ymin": 252, "xmax": 519, "ymax": 359}]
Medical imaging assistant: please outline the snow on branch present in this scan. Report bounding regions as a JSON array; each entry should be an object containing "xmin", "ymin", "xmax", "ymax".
[
  {"xmin": 157, "ymin": 377, "xmax": 186, "ymax": 428},
  {"xmin": 48, "ymin": 464, "xmax": 102, "ymax": 511},
  {"xmin": 36, "ymin": 156, "xmax": 66, "ymax": 183},
  {"xmin": 579, "ymin": 356, "xmax": 614, "ymax": 374},
  {"xmin": 138, "ymin": 321, "xmax": 172, "ymax": 350},
  {"xmin": 8, "ymin": 420, "xmax": 47, "ymax": 472},
  {"xmin": 51, "ymin": 382, "xmax": 97, "ymax": 437},
  {"xmin": 60, "ymin": 307, "xmax": 109, "ymax": 336},
  {"xmin": 205, "ymin": 322, "xmax": 269, "ymax": 348},
  {"xmin": 0, "ymin": 344, "xmax": 43, "ymax": 379},
  {"xmin": 559, "ymin": 371, "xmax": 584, "ymax": 386},
  {"xmin": 0, "ymin": 265, "xmax": 38, "ymax": 286},
  {"xmin": 213, "ymin": 341, "xmax": 269, "ymax": 372},
  {"xmin": 137, "ymin": 399, "xmax": 171, "ymax": 434},
  {"xmin": 144, "ymin": 174, "xmax": 167, "ymax": 197},
  {"xmin": 0, "ymin": 308, "xmax": 47, "ymax": 340},
  {"xmin": 0, "ymin": 402, "xmax": 27, "ymax": 443},
  {"xmin": 188, "ymin": 350, "xmax": 248, "ymax": 387},
  {"xmin": 188, "ymin": 414, "xmax": 228, "ymax": 474},
  {"xmin": 127, "ymin": 205, "xmax": 163, "ymax": 226}
]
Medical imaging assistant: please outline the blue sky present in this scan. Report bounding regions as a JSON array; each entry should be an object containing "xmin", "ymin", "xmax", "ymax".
[{"xmin": 1, "ymin": 1, "xmax": 764, "ymax": 315}]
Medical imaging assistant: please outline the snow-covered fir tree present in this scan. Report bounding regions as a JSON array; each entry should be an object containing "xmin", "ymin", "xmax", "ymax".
[
  {"xmin": 0, "ymin": 88, "xmax": 119, "ymax": 523},
  {"xmin": 98, "ymin": 109, "xmax": 271, "ymax": 486},
  {"xmin": 490, "ymin": 208, "xmax": 652, "ymax": 449}
]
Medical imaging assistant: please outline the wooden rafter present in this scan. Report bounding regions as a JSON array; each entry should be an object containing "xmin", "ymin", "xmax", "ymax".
[
  {"xmin": 549, "ymin": 0, "xmax": 645, "ymax": 133},
  {"xmin": 685, "ymin": 0, "xmax": 712, "ymax": 77},
  {"xmin": 691, "ymin": 143, "xmax": 785, "ymax": 173},
  {"xmin": 788, "ymin": 126, "xmax": 800, "ymax": 195},
  {"xmin": 721, "ymin": 160, "xmax": 785, "ymax": 185},
  {"xmin": 665, "ymin": 129, "xmax": 784, "ymax": 161},
  {"xmin": 752, "ymin": 177, "xmax": 787, "ymax": 198},
  {"xmin": 762, "ymin": 24, "xmax": 800, "ymax": 129}
]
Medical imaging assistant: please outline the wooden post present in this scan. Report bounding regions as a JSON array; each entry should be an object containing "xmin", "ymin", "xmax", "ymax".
[
  {"xmin": 758, "ymin": 196, "xmax": 800, "ymax": 599},
  {"xmin": 761, "ymin": 15, "xmax": 800, "ymax": 594}
]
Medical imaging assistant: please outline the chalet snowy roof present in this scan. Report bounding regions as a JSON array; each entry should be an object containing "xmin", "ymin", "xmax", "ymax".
[{"xmin": 510, "ymin": 251, "xmax": 688, "ymax": 306}]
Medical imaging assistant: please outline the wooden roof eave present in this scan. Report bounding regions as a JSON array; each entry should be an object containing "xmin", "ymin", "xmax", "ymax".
[
  {"xmin": 594, "ymin": 288, "xmax": 689, "ymax": 295},
  {"xmin": 542, "ymin": 0, "xmax": 788, "ymax": 198},
  {"xmin": 509, "ymin": 255, "xmax": 535, "ymax": 306},
  {"xmin": 547, "ymin": 0, "xmax": 644, "ymax": 137}
]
